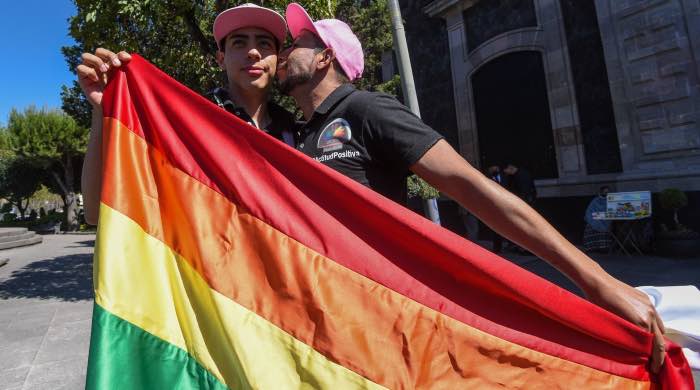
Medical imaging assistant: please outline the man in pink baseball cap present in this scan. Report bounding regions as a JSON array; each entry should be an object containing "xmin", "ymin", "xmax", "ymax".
[
  {"xmin": 277, "ymin": 4, "xmax": 666, "ymax": 367},
  {"xmin": 209, "ymin": 3, "xmax": 296, "ymax": 140},
  {"xmin": 78, "ymin": 4, "xmax": 297, "ymax": 225}
]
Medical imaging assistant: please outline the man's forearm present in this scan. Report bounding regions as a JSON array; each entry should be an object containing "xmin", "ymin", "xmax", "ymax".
[
  {"xmin": 81, "ymin": 108, "xmax": 104, "ymax": 225},
  {"xmin": 412, "ymin": 140, "xmax": 607, "ymax": 296},
  {"xmin": 413, "ymin": 140, "xmax": 666, "ymax": 371},
  {"xmin": 458, "ymin": 182, "xmax": 607, "ymax": 295}
]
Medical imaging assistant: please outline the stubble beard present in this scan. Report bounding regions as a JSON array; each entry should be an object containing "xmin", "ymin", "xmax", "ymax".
[
  {"xmin": 279, "ymin": 57, "xmax": 315, "ymax": 96},
  {"xmin": 279, "ymin": 71, "xmax": 313, "ymax": 95}
]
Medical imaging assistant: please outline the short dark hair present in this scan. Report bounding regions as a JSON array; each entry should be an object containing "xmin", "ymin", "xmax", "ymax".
[
  {"xmin": 334, "ymin": 65, "xmax": 350, "ymax": 83},
  {"xmin": 309, "ymin": 35, "xmax": 350, "ymax": 83}
]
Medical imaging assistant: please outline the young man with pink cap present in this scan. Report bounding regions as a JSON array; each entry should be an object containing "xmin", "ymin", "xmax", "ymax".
[
  {"xmin": 78, "ymin": 4, "xmax": 297, "ymax": 225},
  {"xmin": 277, "ymin": 3, "xmax": 667, "ymax": 372}
]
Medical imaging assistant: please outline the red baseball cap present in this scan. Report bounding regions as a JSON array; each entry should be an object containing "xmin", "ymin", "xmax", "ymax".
[
  {"xmin": 213, "ymin": 4, "xmax": 287, "ymax": 50},
  {"xmin": 285, "ymin": 3, "xmax": 364, "ymax": 81}
]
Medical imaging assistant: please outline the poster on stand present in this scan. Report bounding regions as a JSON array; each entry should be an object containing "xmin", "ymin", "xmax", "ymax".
[{"xmin": 606, "ymin": 191, "xmax": 652, "ymax": 220}]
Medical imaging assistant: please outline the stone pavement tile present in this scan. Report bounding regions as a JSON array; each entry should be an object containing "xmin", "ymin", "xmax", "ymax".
[
  {"xmin": 0, "ymin": 303, "xmax": 21, "ymax": 316},
  {"xmin": 53, "ymin": 302, "xmax": 93, "ymax": 323},
  {"xmin": 23, "ymin": 376, "xmax": 85, "ymax": 390},
  {"xmin": 0, "ymin": 333, "xmax": 43, "ymax": 371},
  {"xmin": 0, "ymin": 366, "xmax": 30, "ymax": 389},
  {"xmin": 0, "ymin": 334, "xmax": 44, "ymax": 352},
  {"xmin": 0, "ymin": 306, "xmax": 56, "ymax": 344},
  {"xmin": 0, "ymin": 348, "xmax": 37, "ymax": 371},
  {"xmin": 0, "ymin": 299, "xmax": 57, "ymax": 312},
  {"xmin": 12, "ymin": 303, "xmax": 59, "ymax": 321},
  {"xmin": 33, "ymin": 319, "xmax": 91, "ymax": 365},
  {"xmin": 0, "ymin": 317, "xmax": 10, "ymax": 329},
  {"xmin": 23, "ymin": 356, "xmax": 87, "ymax": 389},
  {"xmin": 0, "ymin": 318, "xmax": 52, "ymax": 341}
]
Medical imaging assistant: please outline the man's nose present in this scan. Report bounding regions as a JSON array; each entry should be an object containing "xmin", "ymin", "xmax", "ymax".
[{"xmin": 248, "ymin": 47, "xmax": 262, "ymax": 60}]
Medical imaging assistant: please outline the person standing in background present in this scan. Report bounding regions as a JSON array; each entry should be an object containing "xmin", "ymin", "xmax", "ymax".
[{"xmin": 583, "ymin": 186, "xmax": 613, "ymax": 253}]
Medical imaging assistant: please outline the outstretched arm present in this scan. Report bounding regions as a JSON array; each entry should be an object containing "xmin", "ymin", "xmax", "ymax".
[
  {"xmin": 81, "ymin": 109, "xmax": 104, "ymax": 225},
  {"xmin": 411, "ymin": 139, "xmax": 666, "ymax": 373},
  {"xmin": 77, "ymin": 49, "xmax": 131, "ymax": 224}
]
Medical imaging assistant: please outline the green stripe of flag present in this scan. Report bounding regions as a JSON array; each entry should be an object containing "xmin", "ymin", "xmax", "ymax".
[{"xmin": 86, "ymin": 303, "xmax": 229, "ymax": 390}]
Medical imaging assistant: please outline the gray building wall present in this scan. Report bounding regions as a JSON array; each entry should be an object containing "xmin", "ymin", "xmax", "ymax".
[
  {"xmin": 422, "ymin": 0, "xmax": 700, "ymax": 197},
  {"xmin": 594, "ymin": 0, "xmax": 700, "ymax": 189}
]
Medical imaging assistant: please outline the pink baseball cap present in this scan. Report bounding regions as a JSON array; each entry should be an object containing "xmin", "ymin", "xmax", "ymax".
[
  {"xmin": 285, "ymin": 3, "xmax": 364, "ymax": 81},
  {"xmin": 213, "ymin": 3, "xmax": 287, "ymax": 50}
]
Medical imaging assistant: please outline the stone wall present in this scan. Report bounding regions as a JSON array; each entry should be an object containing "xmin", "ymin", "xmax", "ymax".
[
  {"xmin": 422, "ymin": 0, "xmax": 700, "ymax": 196},
  {"xmin": 595, "ymin": 0, "xmax": 700, "ymax": 174},
  {"xmin": 560, "ymin": 0, "xmax": 623, "ymax": 174},
  {"xmin": 424, "ymin": 0, "xmax": 587, "ymax": 176}
]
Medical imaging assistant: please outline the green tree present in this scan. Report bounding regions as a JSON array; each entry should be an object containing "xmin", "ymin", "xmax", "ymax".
[
  {"xmin": 336, "ymin": 0, "xmax": 393, "ymax": 92},
  {"xmin": 5, "ymin": 107, "xmax": 88, "ymax": 230},
  {"xmin": 0, "ymin": 153, "xmax": 46, "ymax": 220}
]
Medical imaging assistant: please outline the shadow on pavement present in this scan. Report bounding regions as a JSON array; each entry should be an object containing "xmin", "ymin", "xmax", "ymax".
[
  {"xmin": 510, "ymin": 253, "xmax": 700, "ymax": 297},
  {"xmin": 0, "ymin": 254, "xmax": 93, "ymax": 301},
  {"xmin": 66, "ymin": 239, "xmax": 96, "ymax": 248}
]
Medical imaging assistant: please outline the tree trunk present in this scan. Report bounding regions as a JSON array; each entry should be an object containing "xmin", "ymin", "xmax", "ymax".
[
  {"xmin": 51, "ymin": 157, "xmax": 79, "ymax": 231},
  {"xmin": 182, "ymin": 7, "xmax": 216, "ymax": 59},
  {"xmin": 64, "ymin": 191, "xmax": 79, "ymax": 231},
  {"xmin": 63, "ymin": 156, "xmax": 78, "ymax": 231},
  {"xmin": 672, "ymin": 209, "xmax": 680, "ymax": 230},
  {"xmin": 215, "ymin": 0, "xmax": 228, "ymax": 14},
  {"xmin": 15, "ymin": 197, "xmax": 28, "ymax": 219}
]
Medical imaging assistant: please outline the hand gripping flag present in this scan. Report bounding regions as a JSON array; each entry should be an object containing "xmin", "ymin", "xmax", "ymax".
[{"xmin": 86, "ymin": 55, "xmax": 693, "ymax": 389}]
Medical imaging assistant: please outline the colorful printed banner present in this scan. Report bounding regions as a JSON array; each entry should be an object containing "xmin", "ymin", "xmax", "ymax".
[{"xmin": 86, "ymin": 55, "xmax": 693, "ymax": 389}]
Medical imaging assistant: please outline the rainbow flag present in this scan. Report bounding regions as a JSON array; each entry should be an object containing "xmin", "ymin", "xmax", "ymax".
[{"xmin": 86, "ymin": 55, "xmax": 693, "ymax": 389}]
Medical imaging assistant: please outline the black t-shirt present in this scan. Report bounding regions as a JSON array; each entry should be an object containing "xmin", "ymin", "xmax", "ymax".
[
  {"xmin": 297, "ymin": 84, "xmax": 444, "ymax": 204},
  {"xmin": 209, "ymin": 88, "xmax": 296, "ymax": 145}
]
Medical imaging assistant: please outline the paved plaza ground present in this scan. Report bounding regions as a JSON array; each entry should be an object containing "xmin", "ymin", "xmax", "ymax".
[
  {"xmin": 0, "ymin": 234, "xmax": 94, "ymax": 390},
  {"xmin": 0, "ymin": 234, "xmax": 697, "ymax": 389}
]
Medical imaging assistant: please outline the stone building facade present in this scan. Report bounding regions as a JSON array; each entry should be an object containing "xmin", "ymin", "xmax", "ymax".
[
  {"xmin": 411, "ymin": 0, "xmax": 700, "ymax": 197},
  {"xmin": 394, "ymin": 0, "xmax": 700, "ymax": 236}
]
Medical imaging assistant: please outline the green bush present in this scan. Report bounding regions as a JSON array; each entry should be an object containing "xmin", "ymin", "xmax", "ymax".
[
  {"xmin": 38, "ymin": 211, "xmax": 64, "ymax": 225},
  {"xmin": 79, "ymin": 223, "xmax": 96, "ymax": 232},
  {"xmin": 0, "ymin": 203, "xmax": 12, "ymax": 213},
  {"xmin": 407, "ymin": 175, "xmax": 439, "ymax": 200},
  {"xmin": 2, "ymin": 213, "xmax": 16, "ymax": 222},
  {"xmin": 659, "ymin": 188, "xmax": 688, "ymax": 211}
]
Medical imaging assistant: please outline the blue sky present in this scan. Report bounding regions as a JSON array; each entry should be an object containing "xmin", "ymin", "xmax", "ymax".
[{"xmin": 0, "ymin": 2, "xmax": 77, "ymax": 127}]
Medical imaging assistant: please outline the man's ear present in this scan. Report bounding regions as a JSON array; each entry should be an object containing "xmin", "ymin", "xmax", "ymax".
[
  {"xmin": 216, "ymin": 50, "xmax": 225, "ymax": 69},
  {"xmin": 316, "ymin": 47, "xmax": 336, "ymax": 70}
]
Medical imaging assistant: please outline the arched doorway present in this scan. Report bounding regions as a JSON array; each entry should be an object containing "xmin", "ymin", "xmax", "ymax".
[{"xmin": 471, "ymin": 51, "xmax": 558, "ymax": 179}]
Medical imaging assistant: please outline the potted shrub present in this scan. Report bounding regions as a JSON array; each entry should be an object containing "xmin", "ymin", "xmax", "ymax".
[
  {"xmin": 407, "ymin": 175, "xmax": 440, "ymax": 223},
  {"xmin": 655, "ymin": 188, "xmax": 700, "ymax": 257}
]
